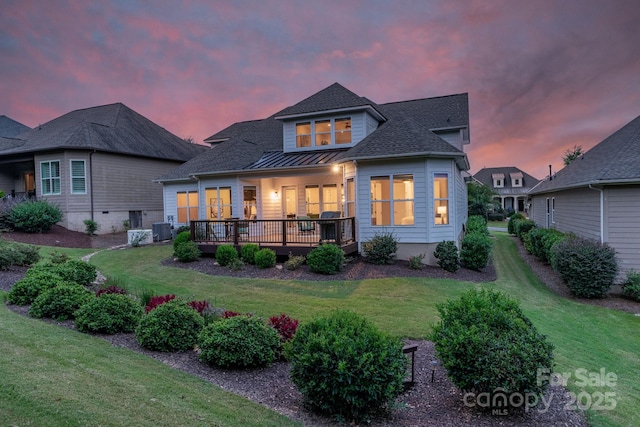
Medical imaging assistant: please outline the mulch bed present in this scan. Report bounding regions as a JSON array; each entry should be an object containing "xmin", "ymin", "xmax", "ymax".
[{"xmin": 6, "ymin": 226, "xmax": 638, "ymax": 425}]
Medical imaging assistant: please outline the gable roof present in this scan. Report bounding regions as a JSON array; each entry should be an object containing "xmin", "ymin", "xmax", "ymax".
[
  {"xmin": 0, "ymin": 103, "xmax": 206, "ymax": 162},
  {"xmin": 0, "ymin": 115, "xmax": 31, "ymax": 138},
  {"xmin": 530, "ymin": 115, "xmax": 640, "ymax": 194},
  {"xmin": 274, "ymin": 82, "xmax": 385, "ymax": 121},
  {"xmin": 157, "ymin": 84, "xmax": 470, "ymax": 182},
  {"xmin": 474, "ymin": 167, "xmax": 539, "ymax": 187}
]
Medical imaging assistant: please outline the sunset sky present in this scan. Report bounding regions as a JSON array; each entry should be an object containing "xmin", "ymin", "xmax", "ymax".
[{"xmin": 2, "ymin": 0, "xmax": 639, "ymax": 180}]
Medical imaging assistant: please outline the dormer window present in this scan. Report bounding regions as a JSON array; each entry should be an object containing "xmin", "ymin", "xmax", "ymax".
[
  {"xmin": 295, "ymin": 117, "xmax": 352, "ymax": 148},
  {"xmin": 510, "ymin": 172, "xmax": 523, "ymax": 188},
  {"xmin": 492, "ymin": 173, "xmax": 505, "ymax": 188}
]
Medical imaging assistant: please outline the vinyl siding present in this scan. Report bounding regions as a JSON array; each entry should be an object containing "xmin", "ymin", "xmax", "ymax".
[
  {"xmin": 531, "ymin": 188, "xmax": 600, "ymax": 241},
  {"xmin": 282, "ymin": 112, "xmax": 369, "ymax": 152},
  {"xmin": 605, "ymin": 185, "xmax": 640, "ymax": 274}
]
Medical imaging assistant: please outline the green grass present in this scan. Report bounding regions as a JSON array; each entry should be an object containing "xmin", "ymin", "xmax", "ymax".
[
  {"xmin": 0, "ymin": 303, "xmax": 300, "ymax": 427},
  {"xmin": 3, "ymin": 235, "xmax": 639, "ymax": 426},
  {"xmin": 487, "ymin": 220, "xmax": 508, "ymax": 229}
]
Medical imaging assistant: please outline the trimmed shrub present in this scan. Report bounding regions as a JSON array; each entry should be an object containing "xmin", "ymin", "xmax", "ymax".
[
  {"xmin": 145, "ymin": 294, "xmax": 176, "ymax": 313},
  {"xmin": 198, "ymin": 315, "xmax": 281, "ymax": 368},
  {"xmin": 176, "ymin": 225, "xmax": 191, "ymax": 235},
  {"xmin": 622, "ymin": 270, "xmax": 640, "ymax": 302},
  {"xmin": 434, "ymin": 241, "xmax": 460, "ymax": 273},
  {"xmin": 362, "ymin": 232, "xmax": 398, "ymax": 265},
  {"xmin": 460, "ymin": 232, "xmax": 493, "ymax": 271},
  {"xmin": 288, "ymin": 310, "xmax": 406, "ymax": 422},
  {"xmin": 284, "ymin": 253, "xmax": 305, "ymax": 271},
  {"xmin": 52, "ymin": 260, "xmax": 97, "ymax": 286},
  {"xmin": 227, "ymin": 258, "xmax": 244, "ymax": 271},
  {"xmin": 1, "ymin": 242, "xmax": 40, "ymax": 268},
  {"xmin": 29, "ymin": 283, "xmax": 94, "ymax": 321},
  {"xmin": 174, "ymin": 241, "xmax": 201, "ymax": 262},
  {"xmin": 215, "ymin": 244, "xmax": 238, "ymax": 267},
  {"xmin": 48, "ymin": 250, "xmax": 69, "ymax": 265},
  {"xmin": 306, "ymin": 244, "xmax": 344, "ymax": 275},
  {"xmin": 515, "ymin": 219, "xmax": 536, "ymax": 240},
  {"xmin": 7, "ymin": 271, "xmax": 64, "ymax": 305},
  {"xmin": 431, "ymin": 289, "xmax": 554, "ymax": 409},
  {"xmin": 254, "ymin": 248, "xmax": 276, "ymax": 269},
  {"xmin": 7, "ymin": 200, "xmax": 63, "ymax": 233},
  {"xmin": 507, "ymin": 213, "xmax": 526, "ymax": 235},
  {"xmin": 526, "ymin": 228, "xmax": 566, "ymax": 264},
  {"xmin": 268, "ymin": 313, "xmax": 299, "ymax": 343},
  {"xmin": 135, "ymin": 299, "xmax": 204, "ymax": 352},
  {"xmin": 466, "ymin": 215, "xmax": 489, "ymax": 235},
  {"xmin": 241, "ymin": 243, "xmax": 260, "ymax": 264},
  {"xmin": 75, "ymin": 294, "xmax": 143, "ymax": 334},
  {"xmin": 551, "ymin": 237, "xmax": 618, "ymax": 298},
  {"xmin": 173, "ymin": 231, "xmax": 191, "ymax": 253}
]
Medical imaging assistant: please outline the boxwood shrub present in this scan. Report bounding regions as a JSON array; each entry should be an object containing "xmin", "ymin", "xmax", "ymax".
[
  {"xmin": 51, "ymin": 260, "xmax": 97, "ymax": 286},
  {"xmin": 241, "ymin": 243, "xmax": 260, "ymax": 264},
  {"xmin": 287, "ymin": 310, "xmax": 406, "ymax": 422},
  {"xmin": 7, "ymin": 270, "xmax": 64, "ymax": 305},
  {"xmin": 173, "ymin": 231, "xmax": 191, "ymax": 253},
  {"xmin": 431, "ymin": 289, "xmax": 554, "ymax": 410},
  {"xmin": 507, "ymin": 213, "xmax": 526, "ymax": 235},
  {"xmin": 551, "ymin": 237, "xmax": 618, "ymax": 298},
  {"xmin": 622, "ymin": 270, "xmax": 640, "ymax": 302},
  {"xmin": 135, "ymin": 299, "xmax": 204, "ymax": 352},
  {"xmin": 75, "ymin": 293, "xmax": 144, "ymax": 334},
  {"xmin": 174, "ymin": 241, "xmax": 201, "ymax": 262},
  {"xmin": 254, "ymin": 248, "xmax": 277, "ymax": 269},
  {"xmin": 215, "ymin": 244, "xmax": 238, "ymax": 267},
  {"xmin": 29, "ymin": 283, "xmax": 95, "ymax": 321},
  {"xmin": 306, "ymin": 244, "xmax": 344, "ymax": 275},
  {"xmin": 198, "ymin": 315, "xmax": 281, "ymax": 368},
  {"xmin": 466, "ymin": 215, "xmax": 489, "ymax": 235},
  {"xmin": 434, "ymin": 240, "xmax": 460, "ymax": 273},
  {"xmin": 460, "ymin": 232, "xmax": 493, "ymax": 271}
]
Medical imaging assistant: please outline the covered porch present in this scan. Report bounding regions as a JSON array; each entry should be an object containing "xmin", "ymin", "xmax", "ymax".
[{"xmin": 190, "ymin": 216, "xmax": 358, "ymax": 257}]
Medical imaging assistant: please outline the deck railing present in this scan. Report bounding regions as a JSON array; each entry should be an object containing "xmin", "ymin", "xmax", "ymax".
[{"xmin": 190, "ymin": 217, "xmax": 356, "ymax": 248}]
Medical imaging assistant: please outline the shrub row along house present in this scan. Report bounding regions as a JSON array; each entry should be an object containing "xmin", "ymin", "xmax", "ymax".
[
  {"xmin": 0, "ymin": 105, "xmax": 206, "ymax": 233},
  {"xmin": 155, "ymin": 83, "xmax": 471, "ymax": 263},
  {"xmin": 529, "ymin": 115, "xmax": 640, "ymax": 276}
]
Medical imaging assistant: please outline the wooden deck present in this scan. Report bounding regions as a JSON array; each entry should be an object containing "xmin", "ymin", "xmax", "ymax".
[{"xmin": 190, "ymin": 217, "xmax": 358, "ymax": 257}]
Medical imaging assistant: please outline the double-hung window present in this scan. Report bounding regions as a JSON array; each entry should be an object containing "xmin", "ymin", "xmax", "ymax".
[
  {"xmin": 70, "ymin": 160, "xmax": 86, "ymax": 194},
  {"xmin": 434, "ymin": 173, "xmax": 449, "ymax": 225},
  {"xmin": 41, "ymin": 161, "xmax": 61, "ymax": 195},
  {"xmin": 370, "ymin": 174, "xmax": 414, "ymax": 226},
  {"xmin": 345, "ymin": 178, "xmax": 355, "ymax": 217}
]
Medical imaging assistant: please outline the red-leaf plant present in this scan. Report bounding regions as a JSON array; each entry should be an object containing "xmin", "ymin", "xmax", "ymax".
[
  {"xmin": 269, "ymin": 313, "xmax": 299, "ymax": 342},
  {"xmin": 145, "ymin": 294, "xmax": 176, "ymax": 313}
]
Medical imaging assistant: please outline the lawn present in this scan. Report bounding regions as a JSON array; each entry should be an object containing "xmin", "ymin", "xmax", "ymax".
[{"xmin": 2, "ymin": 233, "xmax": 639, "ymax": 426}]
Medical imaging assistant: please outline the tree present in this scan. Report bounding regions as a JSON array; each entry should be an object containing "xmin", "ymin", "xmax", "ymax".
[
  {"xmin": 467, "ymin": 181, "xmax": 498, "ymax": 218},
  {"xmin": 562, "ymin": 145, "xmax": 582, "ymax": 166}
]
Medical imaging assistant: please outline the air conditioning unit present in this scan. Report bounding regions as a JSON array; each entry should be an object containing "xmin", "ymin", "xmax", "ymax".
[{"xmin": 152, "ymin": 222, "xmax": 172, "ymax": 241}]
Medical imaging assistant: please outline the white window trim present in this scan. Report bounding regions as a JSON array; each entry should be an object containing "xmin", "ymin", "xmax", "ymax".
[
  {"xmin": 40, "ymin": 160, "xmax": 61, "ymax": 196},
  {"xmin": 70, "ymin": 159, "xmax": 87, "ymax": 194},
  {"xmin": 370, "ymin": 174, "xmax": 415, "ymax": 226},
  {"xmin": 295, "ymin": 117, "xmax": 351, "ymax": 148},
  {"xmin": 434, "ymin": 172, "xmax": 450, "ymax": 226}
]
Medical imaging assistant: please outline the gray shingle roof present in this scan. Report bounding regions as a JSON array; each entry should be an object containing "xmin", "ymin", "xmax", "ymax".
[
  {"xmin": 274, "ymin": 82, "xmax": 384, "ymax": 119},
  {"xmin": 0, "ymin": 115, "xmax": 31, "ymax": 138},
  {"xmin": 530, "ymin": 115, "xmax": 640, "ymax": 194},
  {"xmin": 157, "ymin": 84, "xmax": 470, "ymax": 181},
  {"xmin": 0, "ymin": 103, "xmax": 206, "ymax": 162},
  {"xmin": 474, "ymin": 166, "xmax": 539, "ymax": 191}
]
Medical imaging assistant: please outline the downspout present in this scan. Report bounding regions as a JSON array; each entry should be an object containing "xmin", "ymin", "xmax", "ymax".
[
  {"xmin": 589, "ymin": 184, "xmax": 604, "ymax": 243},
  {"xmin": 89, "ymin": 150, "xmax": 96, "ymax": 221}
]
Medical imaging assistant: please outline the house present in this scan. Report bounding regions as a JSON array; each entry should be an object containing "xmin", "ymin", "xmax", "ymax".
[
  {"xmin": 528, "ymin": 114, "xmax": 640, "ymax": 275},
  {"xmin": 473, "ymin": 167, "xmax": 539, "ymax": 214},
  {"xmin": 156, "ymin": 83, "xmax": 471, "ymax": 264},
  {"xmin": 0, "ymin": 103, "xmax": 206, "ymax": 233}
]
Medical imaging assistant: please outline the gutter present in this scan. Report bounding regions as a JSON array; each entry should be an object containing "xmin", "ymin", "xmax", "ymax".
[{"xmin": 588, "ymin": 184, "xmax": 604, "ymax": 243}]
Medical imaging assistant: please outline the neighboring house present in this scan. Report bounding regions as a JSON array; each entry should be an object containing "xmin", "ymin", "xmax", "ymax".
[
  {"xmin": 473, "ymin": 167, "xmax": 539, "ymax": 214},
  {"xmin": 0, "ymin": 103, "xmax": 206, "ymax": 233},
  {"xmin": 156, "ymin": 83, "xmax": 471, "ymax": 264},
  {"xmin": 0, "ymin": 115, "xmax": 31, "ymax": 138},
  {"xmin": 529, "ymin": 114, "xmax": 640, "ymax": 276}
]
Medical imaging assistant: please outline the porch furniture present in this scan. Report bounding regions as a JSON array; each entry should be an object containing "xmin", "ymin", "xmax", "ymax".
[
  {"xmin": 297, "ymin": 216, "xmax": 315, "ymax": 233},
  {"xmin": 319, "ymin": 211, "xmax": 341, "ymax": 241}
]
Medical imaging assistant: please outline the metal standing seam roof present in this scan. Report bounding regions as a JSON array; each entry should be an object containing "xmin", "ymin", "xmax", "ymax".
[{"xmin": 244, "ymin": 149, "xmax": 346, "ymax": 170}]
